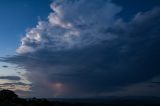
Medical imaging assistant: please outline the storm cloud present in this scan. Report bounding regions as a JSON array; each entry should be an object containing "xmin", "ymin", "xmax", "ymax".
[{"xmin": 1, "ymin": 0, "xmax": 160, "ymax": 97}]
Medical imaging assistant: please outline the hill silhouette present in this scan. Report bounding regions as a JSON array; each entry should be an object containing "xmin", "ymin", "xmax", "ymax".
[{"xmin": 0, "ymin": 89, "xmax": 160, "ymax": 106}]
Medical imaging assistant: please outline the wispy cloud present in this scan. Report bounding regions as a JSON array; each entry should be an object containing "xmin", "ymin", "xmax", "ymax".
[{"xmin": 0, "ymin": 76, "xmax": 21, "ymax": 81}]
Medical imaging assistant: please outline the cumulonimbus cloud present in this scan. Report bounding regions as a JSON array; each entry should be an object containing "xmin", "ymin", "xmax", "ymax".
[
  {"xmin": 1, "ymin": 0, "xmax": 160, "ymax": 97},
  {"xmin": 16, "ymin": 0, "xmax": 122, "ymax": 54}
]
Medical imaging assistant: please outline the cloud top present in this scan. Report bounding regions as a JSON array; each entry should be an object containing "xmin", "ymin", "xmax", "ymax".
[{"xmin": 17, "ymin": 0, "xmax": 122, "ymax": 54}]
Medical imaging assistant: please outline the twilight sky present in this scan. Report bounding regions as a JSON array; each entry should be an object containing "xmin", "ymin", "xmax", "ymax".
[{"xmin": 0, "ymin": 0, "xmax": 160, "ymax": 98}]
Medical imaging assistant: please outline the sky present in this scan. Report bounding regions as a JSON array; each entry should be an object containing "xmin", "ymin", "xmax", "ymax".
[{"xmin": 0, "ymin": 0, "xmax": 160, "ymax": 98}]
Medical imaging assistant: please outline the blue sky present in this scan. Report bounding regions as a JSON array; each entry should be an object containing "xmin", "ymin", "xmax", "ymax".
[
  {"xmin": 0, "ymin": 0, "xmax": 51, "ymax": 56},
  {"xmin": 0, "ymin": 0, "xmax": 52, "ymax": 94},
  {"xmin": 0, "ymin": 0, "xmax": 160, "ymax": 98}
]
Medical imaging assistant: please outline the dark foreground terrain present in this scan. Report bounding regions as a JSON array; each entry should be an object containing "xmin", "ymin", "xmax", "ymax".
[{"xmin": 0, "ymin": 90, "xmax": 160, "ymax": 106}]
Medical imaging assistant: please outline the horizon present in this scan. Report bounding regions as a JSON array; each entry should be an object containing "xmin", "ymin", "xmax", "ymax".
[{"xmin": 0, "ymin": 0, "xmax": 160, "ymax": 98}]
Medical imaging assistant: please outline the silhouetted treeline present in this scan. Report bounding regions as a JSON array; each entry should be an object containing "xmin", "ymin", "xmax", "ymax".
[
  {"xmin": 0, "ymin": 90, "xmax": 104, "ymax": 106},
  {"xmin": 0, "ymin": 90, "xmax": 160, "ymax": 106}
]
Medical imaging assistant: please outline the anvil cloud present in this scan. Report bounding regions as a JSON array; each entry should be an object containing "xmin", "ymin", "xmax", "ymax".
[{"xmin": 2, "ymin": 0, "xmax": 160, "ymax": 97}]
